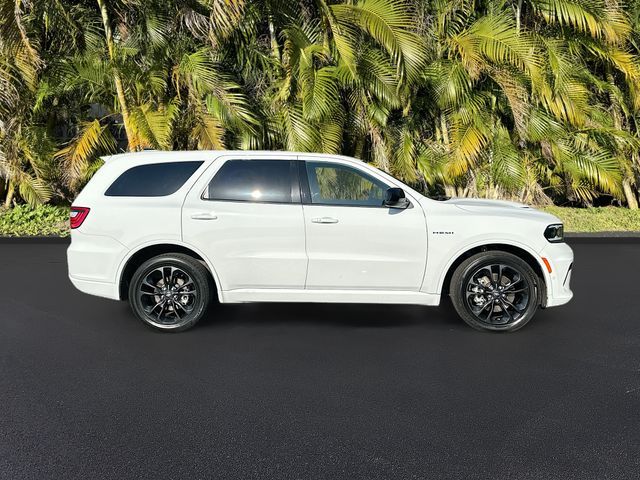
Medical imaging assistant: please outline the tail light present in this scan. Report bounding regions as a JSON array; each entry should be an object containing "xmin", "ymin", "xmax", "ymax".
[{"xmin": 70, "ymin": 207, "xmax": 90, "ymax": 229}]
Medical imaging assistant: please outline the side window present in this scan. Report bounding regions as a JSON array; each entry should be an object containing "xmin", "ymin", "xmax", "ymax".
[
  {"xmin": 305, "ymin": 162, "xmax": 389, "ymax": 206},
  {"xmin": 206, "ymin": 159, "xmax": 293, "ymax": 203},
  {"xmin": 105, "ymin": 161, "xmax": 203, "ymax": 197}
]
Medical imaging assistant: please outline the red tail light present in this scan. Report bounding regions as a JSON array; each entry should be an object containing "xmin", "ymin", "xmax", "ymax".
[{"xmin": 70, "ymin": 207, "xmax": 90, "ymax": 229}]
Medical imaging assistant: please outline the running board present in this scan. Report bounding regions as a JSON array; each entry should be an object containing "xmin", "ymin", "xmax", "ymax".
[{"xmin": 221, "ymin": 289, "xmax": 440, "ymax": 306}]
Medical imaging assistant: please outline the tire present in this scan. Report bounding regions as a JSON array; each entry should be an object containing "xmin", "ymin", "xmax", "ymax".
[
  {"xmin": 128, "ymin": 253, "xmax": 212, "ymax": 332},
  {"xmin": 450, "ymin": 251, "xmax": 539, "ymax": 332}
]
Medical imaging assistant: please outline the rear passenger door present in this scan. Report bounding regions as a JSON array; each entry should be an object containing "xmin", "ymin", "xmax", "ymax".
[{"xmin": 182, "ymin": 155, "xmax": 307, "ymax": 291}]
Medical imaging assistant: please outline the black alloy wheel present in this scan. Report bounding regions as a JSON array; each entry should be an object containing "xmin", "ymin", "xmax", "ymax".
[
  {"xmin": 450, "ymin": 251, "xmax": 539, "ymax": 332},
  {"xmin": 129, "ymin": 253, "xmax": 212, "ymax": 332}
]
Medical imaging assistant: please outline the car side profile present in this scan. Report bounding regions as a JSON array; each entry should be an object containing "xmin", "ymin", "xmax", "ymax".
[{"xmin": 67, "ymin": 151, "xmax": 573, "ymax": 332}]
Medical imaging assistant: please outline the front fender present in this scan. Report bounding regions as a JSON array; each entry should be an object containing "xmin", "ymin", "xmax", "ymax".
[{"xmin": 424, "ymin": 234, "xmax": 551, "ymax": 298}]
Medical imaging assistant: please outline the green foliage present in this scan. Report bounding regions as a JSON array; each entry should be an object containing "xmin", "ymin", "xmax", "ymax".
[
  {"xmin": 3, "ymin": 204, "xmax": 637, "ymax": 237},
  {"xmin": 541, "ymin": 206, "xmax": 640, "ymax": 232},
  {"xmin": 0, "ymin": 205, "xmax": 69, "ymax": 236}
]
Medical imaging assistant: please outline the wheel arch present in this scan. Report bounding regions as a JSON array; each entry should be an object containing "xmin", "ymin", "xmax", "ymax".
[
  {"xmin": 439, "ymin": 243, "xmax": 548, "ymax": 306},
  {"xmin": 117, "ymin": 241, "xmax": 223, "ymax": 302}
]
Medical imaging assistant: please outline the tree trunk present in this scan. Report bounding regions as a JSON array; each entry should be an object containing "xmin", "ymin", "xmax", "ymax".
[
  {"xmin": 4, "ymin": 181, "xmax": 15, "ymax": 208},
  {"xmin": 97, "ymin": 0, "xmax": 138, "ymax": 151},
  {"xmin": 623, "ymin": 179, "xmax": 639, "ymax": 210},
  {"xmin": 113, "ymin": 73, "xmax": 138, "ymax": 150},
  {"xmin": 13, "ymin": 0, "xmax": 41, "ymax": 80},
  {"xmin": 440, "ymin": 114, "xmax": 449, "ymax": 147},
  {"xmin": 444, "ymin": 185, "xmax": 456, "ymax": 197},
  {"xmin": 515, "ymin": 0, "xmax": 523, "ymax": 33},
  {"xmin": 268, "ymin": 15, "xmax": 280, "ymax": 60}
]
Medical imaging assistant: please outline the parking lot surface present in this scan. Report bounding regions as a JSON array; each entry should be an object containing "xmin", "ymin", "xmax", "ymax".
[{"xmin": 1, "ymin": 239, "xmax": 639, "ymax": 479}]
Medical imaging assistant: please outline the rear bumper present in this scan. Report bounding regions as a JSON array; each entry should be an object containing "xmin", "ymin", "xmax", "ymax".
[
  {"xmin": 68, "ymin": 275, "xmax": 120, "ymax": 300},
  {"xmin": 539, "ymin": 242, "xmax": 574, "ymax": 307},
  {"xmin": 67, "ymin": 231, "xmax": 128, "ymax": 300}
]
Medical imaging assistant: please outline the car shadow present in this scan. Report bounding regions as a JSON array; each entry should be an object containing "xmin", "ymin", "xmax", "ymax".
[{"xmin": 199, "ymin": 299, "xmax": 462, "ymax": 330}]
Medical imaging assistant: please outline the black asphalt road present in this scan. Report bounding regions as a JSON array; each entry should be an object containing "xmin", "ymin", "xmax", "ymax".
[{"xmin": 1, "ymin": 240, "xmax": 639, "ymax": 480}]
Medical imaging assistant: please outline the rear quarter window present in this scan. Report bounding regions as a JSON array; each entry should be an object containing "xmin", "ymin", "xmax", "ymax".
[
  {"xmin": 105, "ymin": 161, "xmax": 203, "ymax": 197},
  {"xmin": 205, "ymin": 159, "xmax": 293, "ymax": 203}
]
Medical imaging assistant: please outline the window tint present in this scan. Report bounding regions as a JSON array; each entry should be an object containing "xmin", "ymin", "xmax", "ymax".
[
  {"xmin": 105, "ymin": 161, "xmax": 203, "ymax": 197},
  {"xmin": 305, "ymin": 162, "xmax": 388, "ymax": 206},
  {"xmin": 206, "ymin": 160, "xmax": 293, "ymax": 203}
]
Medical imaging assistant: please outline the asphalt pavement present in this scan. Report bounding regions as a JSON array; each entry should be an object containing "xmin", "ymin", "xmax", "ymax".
[{"xmin": 0, "ymin": 239, "xmax": 639, "ymax": 480}]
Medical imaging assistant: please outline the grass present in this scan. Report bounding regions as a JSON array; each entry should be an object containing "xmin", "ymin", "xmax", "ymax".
[
  {"xmin": 0, "ymin": 204, "xmax": 639, "ymax": 236},
  {"xmin": 541, "ymin": 206, "xmax": 640, "ymax": 232},
  {"xmin": 0, "ymin": 204, "xmax": 69, "ymax": 237}
]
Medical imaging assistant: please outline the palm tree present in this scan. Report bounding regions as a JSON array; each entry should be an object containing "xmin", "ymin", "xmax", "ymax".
[
  {"xmin": 3, "ymin": 0, "xmax": 640, "ymax": 209},
  {"xmin": 0, "ymin": 0, "xmax": 56, "ymax": 206},
  {"xmin": 193, "ymin": 0, "xmax": 427, "ymax": 170},
  {"xmin": 411, "ymin": 0, "xmax": 639, "ymax": 206},
  {"xmin": 54, "ymin": 0, "xmax": 262, "ymax": 174}
]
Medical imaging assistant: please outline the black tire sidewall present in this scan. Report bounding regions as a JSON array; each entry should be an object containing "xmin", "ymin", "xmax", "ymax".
[
  {"xmin": 451, "ymin": 252, "xmax": 539, "ymax": 332},
  {"xmin": 128, "ymin": 254, "xmax": 211, "ymax": 332}
]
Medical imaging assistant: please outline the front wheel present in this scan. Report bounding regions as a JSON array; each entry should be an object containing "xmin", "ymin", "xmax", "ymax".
[
  {"xmin": 450, "ymin": 251, "xmax": 539, "ymax": 332},
  {"xmin": 128, "ymin": 253, "xmax": 212, "ymax": 332}
]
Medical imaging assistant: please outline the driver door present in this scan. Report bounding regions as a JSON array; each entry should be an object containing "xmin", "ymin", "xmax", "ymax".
[{"xmin": 300, "ymin": 158, "xmax": 428, "ymax": 291}]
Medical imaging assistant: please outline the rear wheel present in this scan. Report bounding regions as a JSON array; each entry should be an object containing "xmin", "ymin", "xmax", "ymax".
[
  {"xmin": 450, "ymin": 251, "xmax": 539, "ymax": 332},
  {"xmin": 128, "ymin": 253, "xmax": 212, "ymax": 332}
]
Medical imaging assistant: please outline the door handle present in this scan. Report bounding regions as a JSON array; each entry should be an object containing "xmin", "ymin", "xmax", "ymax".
[
  {"xmin": 190, "ymin": 212, "xmax": 218, "ymax": 220},
  {"xmin": 311, "ymin": 217, "xmax": 339, "ymax": 224}
]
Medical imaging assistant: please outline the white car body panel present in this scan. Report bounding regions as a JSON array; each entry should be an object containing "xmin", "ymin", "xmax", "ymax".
[
  {"xmin": 182, "ymin": 153, "xmax": 307, "ymax": 290},
  {"xmin": 67, "ymin": 150, "xmax": 573, "ymax": 311},
  {"xmin": 298, "ymin": 155, "xmax": 428, "ymax": 291},
  {"xmin": 302, "ymin": 203, "xmax": 428, "ymax": 290}
]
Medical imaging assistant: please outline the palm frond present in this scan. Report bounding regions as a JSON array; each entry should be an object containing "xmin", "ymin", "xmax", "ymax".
[
  {"xmin": 17, "ymin": 175, "xmax": 52, "ymax": 207},
  {"xmin": 446, "ymin": 113, "xmax": 492, "ymax": 177},
  {"xmin": 416, "ymin": 141, "xmax": 449, "ymax": 186},
  {"xmin": 489, "ymin": 126, "xmax": 527, "ymax": 192},
  {"xmin": 192, "ymin": 113, "xmax": 225, "ymax": 150},
  {"xmin": 552, "ymin": 139, "xmax": 622, "ymax": 196},
  {"xmin": 533, "ymin": 0, "xmax": 630, "ymax": 44},
  {"xmin": 425, "ymin": 60, "xmax": 472, "ymax": 110},
  {"xmin": 332, "ymin": 0, "xmax": 427, "ymax": 83},
  {"xmin": 450, "ymin": 14, "xmax": 542, "ymax": 81},
  {"xmin": 130, "ymin": 101, "xmax": 179, "ymax": 150},
  {"xmin": 54, "ymin": 120, "xmax": 116, "ymax": 188},
  {"xmin": 302, "ymin": 66, "xmax": 340, "ymax": 120}
]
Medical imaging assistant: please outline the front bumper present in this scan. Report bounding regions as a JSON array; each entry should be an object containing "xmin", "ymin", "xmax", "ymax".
[{"xmin": 539, "ymin": 242, "xmax": 574, "ymax": 307}]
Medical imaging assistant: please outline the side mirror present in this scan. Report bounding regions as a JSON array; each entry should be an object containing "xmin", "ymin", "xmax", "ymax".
[{"xmin": 383, "ymin": 188, "xmax": 410, "ymax": 209}]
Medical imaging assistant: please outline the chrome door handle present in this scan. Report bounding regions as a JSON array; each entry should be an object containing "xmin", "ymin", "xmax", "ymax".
[
  {"xmin": 190, "ymin": 212, "xmax": 218, "ymax": 220},
  {"xmin": 311, "ymin": 217, "xmax": 339, "ymax": 224}
]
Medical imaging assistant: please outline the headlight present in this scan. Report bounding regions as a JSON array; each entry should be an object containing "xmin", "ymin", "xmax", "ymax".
[{"xmin": 544, "ymin": 224, "xmax": 564, "ymax": 243}]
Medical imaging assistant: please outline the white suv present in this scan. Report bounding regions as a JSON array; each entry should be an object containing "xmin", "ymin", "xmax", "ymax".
[{"xmin": 67, "ymin": 151, "xmax": 573, "ymax": 332}]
